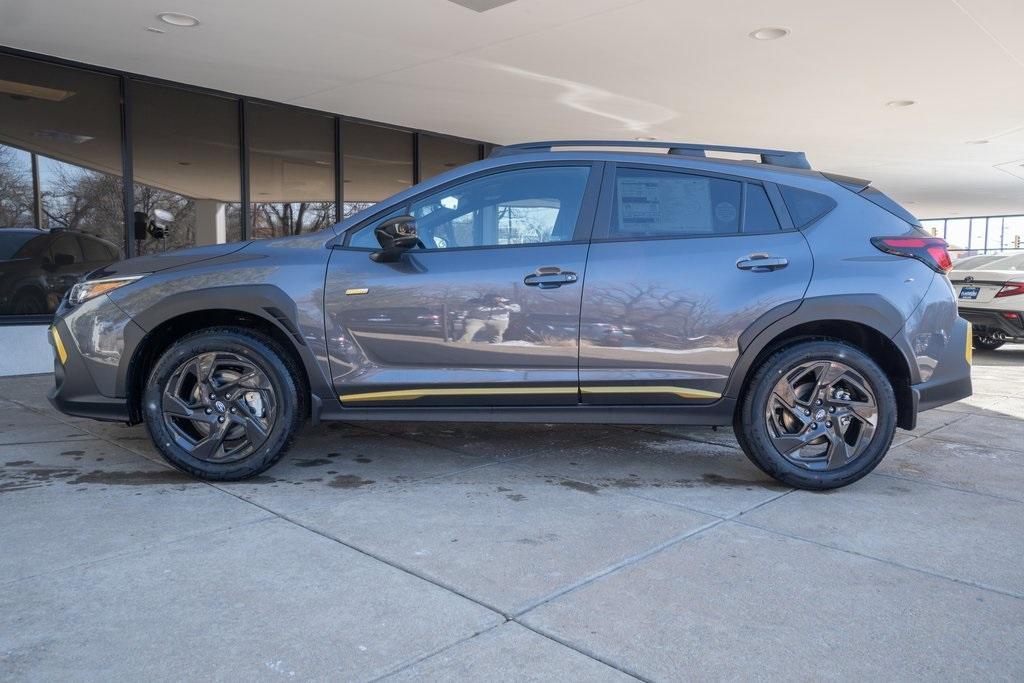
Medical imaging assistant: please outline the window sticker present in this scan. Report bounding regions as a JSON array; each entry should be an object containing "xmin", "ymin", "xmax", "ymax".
[{"xmin": 617, "ymin": 175, "xmax": 713, "ymax": 234}]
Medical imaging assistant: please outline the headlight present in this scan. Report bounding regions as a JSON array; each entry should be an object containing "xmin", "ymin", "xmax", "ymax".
[{"xmin": 68, "ymin": 275, "xmax": 148, "ymax": 306}]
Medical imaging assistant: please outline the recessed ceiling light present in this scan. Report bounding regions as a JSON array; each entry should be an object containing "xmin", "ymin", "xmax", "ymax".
[
  {"xmin": 749, "ymin": 27, "xmax": 790, "ymax": 40},
  {"xmin": 966, "ymin": 139, "xmax": 989, "ymax": 145},
  {"xmin": 886, "ymin": 100, "xmax": 916, "ymax": 107},
  {"xmin": 157, "ymin": 12, "xmax": 200, "ymax": 27}
]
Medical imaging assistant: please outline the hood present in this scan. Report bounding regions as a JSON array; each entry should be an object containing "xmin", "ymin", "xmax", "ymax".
[{"xmin": 88, "ymin": 241, "xmax": 252, "ymax": 279}]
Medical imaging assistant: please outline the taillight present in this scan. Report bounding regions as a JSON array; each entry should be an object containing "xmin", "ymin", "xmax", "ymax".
[
  {"xmin": 870, "ymin": 236, "xmax": 953, "ymax": 273},
  {"xmin": 996, "ymin": 282, "xmax": 1024, "ymax": 298}
]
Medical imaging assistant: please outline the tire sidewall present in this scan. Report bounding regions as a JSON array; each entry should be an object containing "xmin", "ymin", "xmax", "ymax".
[
  {"xmin": 143, "ymin": 329, "xmax": 299, "ymax": 479},
  {"xmin": 740, "ymin": 340, "xmax": 897, "ymax": 490}
]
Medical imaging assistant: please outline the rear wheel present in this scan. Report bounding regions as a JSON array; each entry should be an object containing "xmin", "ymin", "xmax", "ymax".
[
  {"xmin": 143, "ymin": 327, "xmax": 304, "ymax": 480},
  {"xmin": 973, "ymin": 334, "xmax": 1005, "ymax": 351},
  {"xmin": 736, "ymin": 340, "xmax": 896, "ymax": 490}
]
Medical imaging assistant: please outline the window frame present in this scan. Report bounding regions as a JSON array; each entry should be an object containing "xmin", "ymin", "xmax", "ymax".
[
  {"xmin": 338, "ymin": 160, "xmax": 604, "ymax": 254},
  {"xmin": 591, "ymin": 161, "xmax": 795, "ymax": 243}
]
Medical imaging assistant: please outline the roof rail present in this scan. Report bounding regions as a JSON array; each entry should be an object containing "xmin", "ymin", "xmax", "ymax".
[{"xmin": 489, "ymin": 140, "xmax": 811, "ymax": 170}]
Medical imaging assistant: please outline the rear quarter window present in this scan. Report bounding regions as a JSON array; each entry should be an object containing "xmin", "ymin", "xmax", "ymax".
[{"xmin": 779, "ymin": 186, "xmax": 836, "ymax": 228}]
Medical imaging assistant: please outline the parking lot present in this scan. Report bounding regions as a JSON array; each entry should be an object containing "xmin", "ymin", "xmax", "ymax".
[{"xmin": 2, "ymin": 349, "xmax": 1023, "ymax": 680}]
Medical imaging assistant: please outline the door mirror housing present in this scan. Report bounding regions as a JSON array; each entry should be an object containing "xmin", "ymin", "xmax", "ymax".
[{"xmin": 371, "ymin": 215, "xmax": 420, "ymax": 263}]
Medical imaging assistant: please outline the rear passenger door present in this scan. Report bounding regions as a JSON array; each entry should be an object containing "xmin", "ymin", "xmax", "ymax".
[{"xmin": 578, "ymin": 163, "xmax": 813, "ymax": 404}]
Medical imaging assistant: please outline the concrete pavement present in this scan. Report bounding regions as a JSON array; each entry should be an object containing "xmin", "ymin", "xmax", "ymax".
[{"xmin": 2, "ymin": 349, "xmax": 1024, "ymax": 680}]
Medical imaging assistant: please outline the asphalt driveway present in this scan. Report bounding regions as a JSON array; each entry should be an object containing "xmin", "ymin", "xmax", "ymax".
[{"xmin": 2, "ymin": 350, "xmax": 1023, "ymax": 680}]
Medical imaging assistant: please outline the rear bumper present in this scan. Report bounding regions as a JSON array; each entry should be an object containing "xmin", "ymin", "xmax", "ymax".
[
  {"xmin": 47, "ymin": 320, "xmax": 131, "ymax": 423},
  {"xmin": 908, "ymin": 315, "xmax": 973, "ymax": 419},
  {"xmin": 959, "ymin": 307, "xmax": 1024, "ymax": 338}
]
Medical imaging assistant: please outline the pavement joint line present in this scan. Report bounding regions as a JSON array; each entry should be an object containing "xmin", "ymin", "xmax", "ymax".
[
  {"xmin": 206, "ymin": 482, "xmax": 516, "ymax": 618},
  {"xmin": 871, "ymin": 470, "xmax": 1024, "ymax": 504},
  {"xmin": 729, "ymin": 517, "xmax": 1024, "ymax": 601},
  {"xmin": 366, "ymin": 621, "xmax": 508, "ymax": 682},
  {"xmin": 510, "ymin": 517, "xmax": 727, "ymax": 618},
  {"xmin": 512, "ymin": 619, "xmax": 653, "ymax": 683},
  {"xmin": 617, "ymin": 483, "xmax": 797, "ymax": 522},
  {"xmin": 0, "ymin": 515, "xmax": 276, "ymax": 589}
]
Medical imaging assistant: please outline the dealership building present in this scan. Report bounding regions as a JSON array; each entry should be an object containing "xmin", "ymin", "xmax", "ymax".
[{"xmin": 2, "ymin": 0, "xmax": 1024, "ymax": 373}]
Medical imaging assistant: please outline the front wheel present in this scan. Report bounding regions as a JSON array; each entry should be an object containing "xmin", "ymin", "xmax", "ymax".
[
  {"xmin": 972, "ymin": 334, "xmax": 1005, "ymax": 351},
  {"xmin": 735, "ymin": 340, "xmax": 896, "ymax": 490},
  {"xmin": 143, "ymin": 327, "xmax": 305, "ymax": 480}
]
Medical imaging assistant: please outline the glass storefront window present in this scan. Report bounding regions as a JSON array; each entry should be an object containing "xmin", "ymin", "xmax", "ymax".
[
  {"xmin": 132, "ymin": 81, "xmax": 241, "ymax": 254},
  {"xmin": 420, "ymin": 135, "xmax": 480, "ymax": 181},
  {"xmin": 342, "ymin": 122, "xmax": 412, "ymax": 219},
  {"xmin": 0, "ymin": 145, "xmax": 34, "ymax": 227},
  {"xmin": 248, "ymin": 103, "xmax": 336, "ymax": 238},
  {"xmin": 0, "ymin": 53, "xmax": 124, "ymax": 316}
]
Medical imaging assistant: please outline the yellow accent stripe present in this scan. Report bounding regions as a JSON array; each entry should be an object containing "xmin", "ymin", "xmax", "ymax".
[
  {"xmin": 340, "ymin": 386, "xmax": 577, "ymax": 402},
  {"xmin": 582, "ymin": 385, "xmax": 721, "ymax": 400},
  {"xmin": 50, "ymin": 326, "xmax": 68, "ymax": 365},
  {"xmin": 965, "ymin": 322, "xmax": 973, "ymax": 365},
  {"xmin": 339, "ymin": 385, "xmax": 721, "ymax": 403}
]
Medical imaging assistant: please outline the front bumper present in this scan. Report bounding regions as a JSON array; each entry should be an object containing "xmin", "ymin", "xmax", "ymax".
[
  {"xmin": 958, "ymin": 306, "xmax": 1024, "ymax": 339},
  {"xmin": 47, "ymin": 296, "xmax": 137, "ymax": 423}
]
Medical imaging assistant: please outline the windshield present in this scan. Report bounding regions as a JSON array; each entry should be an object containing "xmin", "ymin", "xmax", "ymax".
[{"xmin": 0, "ymin": 231, "xmax": 39, "ymax": 260}]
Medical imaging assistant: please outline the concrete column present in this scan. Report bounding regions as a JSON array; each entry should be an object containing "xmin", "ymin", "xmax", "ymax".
[{"xmin": 194, "ymin": 199, "xmax": 227, "ymax": 245}]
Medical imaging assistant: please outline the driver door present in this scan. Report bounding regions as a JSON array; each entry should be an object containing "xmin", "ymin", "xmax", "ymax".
[{"xmin": 324, "ymin": 162, "xmax": 600, "ymax": 407}]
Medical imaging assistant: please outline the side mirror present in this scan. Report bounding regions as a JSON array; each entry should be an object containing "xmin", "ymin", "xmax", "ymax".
[{"xmin": 371, "ymin": 215, "xmax": 421, "ymax": 263}]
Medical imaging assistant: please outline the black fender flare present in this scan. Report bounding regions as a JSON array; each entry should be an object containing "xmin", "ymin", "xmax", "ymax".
[
  {"xmin": 117, "ymin": 284, "xmax": 334, "ymax": 401},
  {"xmin": 726, "ymin": 294, "xmax": 919, "ymax": 400}
]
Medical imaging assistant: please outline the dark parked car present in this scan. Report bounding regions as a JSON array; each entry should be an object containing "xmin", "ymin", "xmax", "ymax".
[
  {"xmin": 0, "ymin": 228, "xmax": 121, "ymax": 315},
  {"xmin": 48, "ymin": 141, "xmax": 972, "ymax": 489}
]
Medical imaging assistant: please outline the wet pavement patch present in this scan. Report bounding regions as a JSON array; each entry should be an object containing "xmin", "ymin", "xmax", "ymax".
[
  {"xmin": 294, "ymin": 458, "xmax": 332, "ymax": 468},
  {"xmin": 327, "ymin": 474, "xmax": 375, "ymax": 489},
  {"xmin": 559, "ymin": 480, "xmax": 601, "ymax": 494},
  {"xmin": 68, "ymin": 470, "xmax": 195, "ymax": 486}
]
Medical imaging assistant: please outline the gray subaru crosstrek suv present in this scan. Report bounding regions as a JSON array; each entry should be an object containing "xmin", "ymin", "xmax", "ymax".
[{"xmin": 48, "ymin": 141, "xmax": 972, "ymax": 490}]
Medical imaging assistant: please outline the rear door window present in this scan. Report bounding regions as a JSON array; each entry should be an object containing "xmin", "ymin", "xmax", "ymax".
[{"xmin": 609, "ymin": 168, "xmax": 741, "ymax": 238}]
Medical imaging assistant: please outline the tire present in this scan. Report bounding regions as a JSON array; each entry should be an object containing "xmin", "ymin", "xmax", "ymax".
[
  {"xmin": 143, "ymin": 327, "xmax": 305, "ymax": 480},
  {"xmin": 972, "ymin": 335, "xmax": 1005, "ymax": 351},
  {"xmin": 735, "ymin": 340, "xmax": 897, "ymax": 490}
]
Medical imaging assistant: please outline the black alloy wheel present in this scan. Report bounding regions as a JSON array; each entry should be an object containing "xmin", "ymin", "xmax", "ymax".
[
  {"xmin": 143, "ymin": 327, "xmax": 304, "ymax": 480},
  {"xmin": 764, "ymin": 360, "xmax": 877, "ymax": 471},
  {"xmin": 161, "ymin": 351, "xmax": 278, "ymax": 463}
]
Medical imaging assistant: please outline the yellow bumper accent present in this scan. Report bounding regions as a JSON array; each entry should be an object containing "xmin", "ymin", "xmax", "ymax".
[
  {"xmin": 340, "ymin": 385, "xmax": 721, "ymax": 403},
  {"xmin": 50, "ymin": 326, "xmax": 68, "ymax": 365},
  {"xmin": 965, "ymin": 322, "xmax": 973, "ymax": 365}
]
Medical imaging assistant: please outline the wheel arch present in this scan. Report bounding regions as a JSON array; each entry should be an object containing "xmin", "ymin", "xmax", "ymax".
[
  {"xmin": 118, "ymin": 285, "xmax": 328, "ymax": 423},
  {"xmin": 729, "ymin": 296, "xmax": 918, "ymax": 430}
]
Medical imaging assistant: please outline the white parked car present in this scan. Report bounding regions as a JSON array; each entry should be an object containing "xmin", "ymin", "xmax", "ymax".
[{"xmin": 950, "ymin": 252, "xmax": 1024, "ymax": 350}]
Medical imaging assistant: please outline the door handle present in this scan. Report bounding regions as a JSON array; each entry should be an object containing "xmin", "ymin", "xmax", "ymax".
[
  {"xmin": 524, "ymin": 268, "xmax": 578, "ymax": 289},
  {"xmin": 736, "ymin": 254, "xmax": 789, "ymax": 272}
]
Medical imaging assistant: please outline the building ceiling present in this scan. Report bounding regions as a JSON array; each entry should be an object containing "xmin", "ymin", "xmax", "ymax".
[{"xmin": 2, "ymin": 0, "xmax": 1023, "ymax": 218}]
